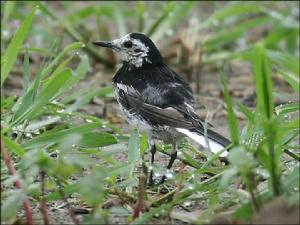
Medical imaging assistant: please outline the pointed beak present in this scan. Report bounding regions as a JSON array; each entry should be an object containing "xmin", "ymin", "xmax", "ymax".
[{"xmin": 92, "ymin": 41, "xmax": 114, "ymax": 48}]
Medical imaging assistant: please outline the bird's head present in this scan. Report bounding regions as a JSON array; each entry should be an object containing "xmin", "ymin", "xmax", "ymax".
[{"xmin": 93, "ymin": 33, "xmax": 163, "ymax": 68}]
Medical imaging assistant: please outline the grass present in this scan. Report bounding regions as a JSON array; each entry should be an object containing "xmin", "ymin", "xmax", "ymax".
[{"xmin": 1, "ymin": 1, "xmax": 299, "ymax": 224}]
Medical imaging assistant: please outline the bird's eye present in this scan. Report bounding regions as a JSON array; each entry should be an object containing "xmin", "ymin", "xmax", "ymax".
[{"xmin": 123, "ymin": 41, "xmax": 133, "ymax": 48}]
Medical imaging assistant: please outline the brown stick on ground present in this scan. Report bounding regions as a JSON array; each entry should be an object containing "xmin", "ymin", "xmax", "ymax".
[
  {"xmin": 39, "ymin": 171, "xmax": 51, "ymax": 224},
  {"xmin": 133, "ymin": 175, "xmax": 146, "ymax": 218},
  {"xmin": 1, "ymin": 141, "xmax": 34, "ymax": 225}
]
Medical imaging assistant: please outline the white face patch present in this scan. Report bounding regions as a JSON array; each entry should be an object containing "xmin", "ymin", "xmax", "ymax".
[{"xmin": 111, "ymin": 34, "xmax": 151, "ymax": 68}]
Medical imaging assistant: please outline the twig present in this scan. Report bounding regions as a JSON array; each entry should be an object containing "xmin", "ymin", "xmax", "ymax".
[
  {"xmin": 1, "ymin": 141, "xmax": 34, "ymax": 225},
  {"xmin": 108, "ymin": 189, "xmax": 136, "ymax": 204},
  {"xmin": 56, "ymin": 180, "xmax": 80, "ymax": 225},
  {"xmin": 150, "ymin": 189, "xmax": 176, "ymax": 207},
  {"xmin": 39, "ymin": 171, "xmax": 51, "ymax": 225},
  {"xmin": 133, "ymin": 175, "xmax": 146, "ymax": 218},
  {"xmin": 284, "ymin": 149, "xmax": 300, "ymax": 161}
]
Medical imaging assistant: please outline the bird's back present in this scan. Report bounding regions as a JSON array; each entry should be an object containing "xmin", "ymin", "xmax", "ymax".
[{"xmin": 112, "ymin": 62, "xmax": 195, "ymax": 108}]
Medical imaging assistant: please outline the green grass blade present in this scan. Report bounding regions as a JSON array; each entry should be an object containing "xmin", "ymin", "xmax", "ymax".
[
  {"xmin": 252, "ymin": 44, "xmax": 282, "ymax": 196},
  {"xmin": 219, "ymin": 70, "xmax": 239, "ymax": 145},
  {"xmin": 151, "ymin": 2, "xmax": 197, "ymax": 41},
  {"xmin": 79, "ymin": 132, "xmax": 117, "ymax": 148},
  {"xmin": 146, "ymin": 2, "xmax": 176, "ymax": 37},
  {"xmin": 66, "ymin": 6, "xmax": 95, "ymax": 23},
  {"xmin": 237, "ymin": 103, "xmax": 255, "ymax": 123},
  {"xmin": 113, "ymin": 3, "xmax": 127, "ymax": 36},
  {"xmin": 1, "ymin": 190, "xmax": 25, "ymax": 222},
  {"xmin": 139, "ymin": 132, "xmax": 149, "ymax": 160},
  {"xmin": 2, "ymin": 135, "xmax": 25, "ymax": 157},
  {"xmin": 136, "ymin": 1, "xmax": 145, "ymax": 32},
  {"xmin": 10, "ymin": 69, "xmax": 73, "ymax": 126},
  {"xmin": 1, "ymin": 6, "xmax": 36, "ymax": 86},
  {"xmin": 267, "ymin": 50, "xmax": 300, "ymax": 76},
  {"xmin": 56, "ymin": 55, "xmax": 90, "ymax": 97},
  {"xmin": 275, "ymin": 102, "xmax": 300, "ymax": 115},
  {"xmin": 3, "ymin": 1, "xmax": 16, "ymax": 27},
  {"xmin": 253, "ymin": 44, "xmax": 274, "ymax": 120},
  {"xmin": 67, "ymin": 86, "xmax": 113, "ymax": 112},
  {"xmin": 277, "ymin": 70, "xmax": 299, "ymax": 93},
  {"xmin": 205, "ymin": 16, "xmax": 272, "ymax": 52},
  {"xmin": 26, "ymin": 69, "xmax": 72, "ymax": 118},
  {"xmin": 39, "ymin": 42, "xmax": 84, "ymax": 81},
  {"xmin": 22, "ymin": 122, "xmax": 102, "ymax": 149},
  {"xmin": 20, "ymin": 47, "xmax": 51, "ymax": 57},
  {"xmin": 38, "ymin": 2, "xmax": 112, "ymax": 66},
  {"xmin": 128, "ymin": 129, "xmax": 140, "ymax": 178},
  {"xmin": 205, "ymin": 2, "xmax": 261, "ymax": 26},
  {"xmin": 11, "ymin": 42, "xmax": 84, "ymax": 124}
]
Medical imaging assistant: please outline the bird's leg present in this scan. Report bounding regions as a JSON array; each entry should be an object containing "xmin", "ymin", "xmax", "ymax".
[
  {"xmin": 148, "ymin": 141, "xmax": 156, "ymax": 186},
  {"xmin": 160, "ymin": 143, "xmax": 177, "ymax": 184}
]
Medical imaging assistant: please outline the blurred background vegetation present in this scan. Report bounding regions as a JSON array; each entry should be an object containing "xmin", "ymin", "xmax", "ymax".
[{"xmin": 1, "ymin": 1, "xmax": 299, "ymax": 224}]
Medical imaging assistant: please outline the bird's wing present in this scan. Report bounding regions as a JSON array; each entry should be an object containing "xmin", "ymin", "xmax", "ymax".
[
  {"xmin": 118, "ymin": 89, "xmax": 203, "ymax": 129},
  {"xmin": 118, "ymin": 89, "xmax": 231, "ymax": 149}
]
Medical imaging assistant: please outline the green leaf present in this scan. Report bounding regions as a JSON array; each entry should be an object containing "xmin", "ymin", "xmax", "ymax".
[
  {"xmin": 267, "ymin": 50, "xmax": 300, "ymax": 76},
  {"xmin": 205, "ymin": 15, "xmax": 272, "ymax": 52},
  {"xmin": 128, "ymin": 129, "xmax": 140, "ymax": 177},
  {"xmin": 2, "ymin": 135, "xmax": 25, "ymax": 157},
  {"xmin": 139, "ymin": 132, "xmax": 148, "ymax": 159},
  {"xmin": 228, "ymin": 146, "xmax": 257, "ymax": 169},
  {"xmin": 3, "ymin": 1, "xmax": 16, "ymax": 26},
  {"xmin": 275, "ymin": 102, "xmax": 300, "ymax": 115},
  {"xmin": 20, "ymin": 46, "xmax": 51, "ymax": 56},
  {"xmin": 11, "ymin": 69, "xmax": 73, "ymax": 126},
  {"xmin": 79, "ymin": 132, "xmax": 117, "ymax": 148},
  {"xmin": 205, "ymin": 2, "xmax": 261, "ymax": 26},
  {"xmin": 54, "ymin": 55, "xmax": 91, "ymax": 98},
  {"xmin": 1, "ymin": 6, "xmax": 36, "ymax": 86},
  {"xmin": 150, "ymin": 2, "xmax": 197, "ymax": 41},
  {"xmin": 11, "ymin": 42, "xmax": 84, "ymax": 124},
  {"xmin": 112, "ymin": 4, "xmax": 127, "ymax": 36},
  {"xmin": 252, "ymin": 44, "xmax": 274, "ymax": 120},
  {"xmin": 38, "ymin": 42, "xmax": 84, "ymax": 81},
  {"xmin": 233, "ymin": 202, "xmax": 254, "ymax": 221},
  {"xmin": 66, "ymin": 6, "xmax": 95, "ymax": 23},
  {"xmin": 219, "ymin": 167, "xmax": 238, "ymax": 188},
  {"xmin": 1, "ymin": 190, "xmax": 25, "ymax": 222},
  {"xmin": 22, "ymin": 122, "xmax": 102, "ymax": 149},
  {"xmin": 238, "ymin": 103, "xmax": 255, "ymax": 123},
  {"xmin": 67, "ymin": 86, "xmax": 113, "ymax": 112},
  {"xmin": 219, "ymin": 70, "xmax": 239, "ymax": 145},
  {"xmin": 78, "ymin": 167, "xmax": 106, "ymax": 205},
  {"xmin": 265, "ymin": 27, "xmax": 293, "ymax": 48},
  {"xmin": 47, "ymin": 183, "xmax": 80, "ymax": 201},
  {"xmin": 277, "ymin": 70, "xmax": 299, "ymax": 92},
  {"xmin": 1, "ymin": 96, "xmax": 16, "ymax": 109},
  {"xmin": 146, "ymin": 2, "xmax": 176, "ymax": 37}
]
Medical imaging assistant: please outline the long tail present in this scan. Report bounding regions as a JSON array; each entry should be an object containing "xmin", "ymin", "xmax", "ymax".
[{"xmin": 176, "ymin": 128, "xmax": 230, "ymax": 157}]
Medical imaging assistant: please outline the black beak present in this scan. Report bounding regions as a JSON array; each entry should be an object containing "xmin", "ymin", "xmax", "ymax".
[{"xmin": 92, "ymin": 41, "xmax": 114, "ymax": 48}]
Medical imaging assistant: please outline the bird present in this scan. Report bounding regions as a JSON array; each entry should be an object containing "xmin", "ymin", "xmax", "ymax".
[{"xmin": 93, "ymin": 33, "xmax": 231, "ymax": 185}]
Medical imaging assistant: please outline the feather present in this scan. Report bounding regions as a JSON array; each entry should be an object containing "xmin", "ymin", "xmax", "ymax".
[{"xmin": 176, "ymin": 128, "xmax": 228, "ymax": 157}]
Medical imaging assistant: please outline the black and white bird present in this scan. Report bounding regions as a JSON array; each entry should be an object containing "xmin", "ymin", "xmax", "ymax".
[{"xmin": 93, "ymin": 33, "xmax": 230, "ymax": 185}]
